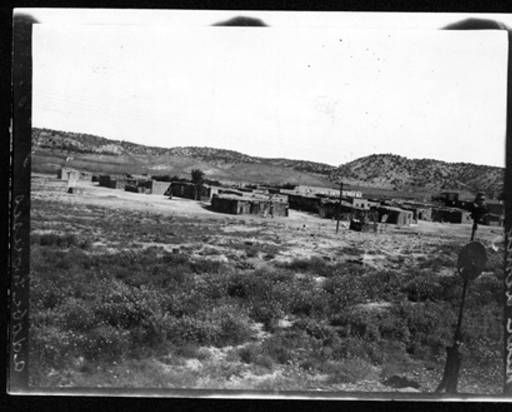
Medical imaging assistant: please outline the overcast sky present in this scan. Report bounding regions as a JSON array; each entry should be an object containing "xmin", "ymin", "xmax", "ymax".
[{"xmin": 28, "ymin": 9, "xmax": 509, "ymax": 167}]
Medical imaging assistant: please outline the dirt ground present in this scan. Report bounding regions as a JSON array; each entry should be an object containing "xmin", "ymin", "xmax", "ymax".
[
  {"xmin": 31, "ymin": 173, "xmax": 503, "ymax": 267},
  {"xmin": 29, "ymin": 174, "xmax": 505, "ymax": 395}
]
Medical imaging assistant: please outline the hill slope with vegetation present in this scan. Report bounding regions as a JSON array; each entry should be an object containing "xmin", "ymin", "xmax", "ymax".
[
  {"xmin": 329, "ymin": 154, "xmax": 504, "ymax": 198},
  {"xmin": 32, "ymin": 128, "xmax": 503, "ymax": 196}
]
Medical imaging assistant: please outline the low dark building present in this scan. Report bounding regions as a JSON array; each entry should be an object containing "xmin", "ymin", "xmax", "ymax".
[
  {"xmin": 167, "ymin": 181, "xmax": 212, "ymax": 201},
  {"xmin": 98, "ymin": 175, "xmax": 128, "ymax": 189},
  {"xmin": 432, "ymin": 191, "xmax": 475, "ymax": 208},
  {"xmin": 482, "ymin": 213, "xmax": 504, "ymax": 226},
  {"xmin": 288, "ymin": 194, "xmax": 322, "ymax": 213},
  {"xmin": 377, "ymin": 206, "xmax": 414, "ymax": 226},
  {"xmin": 211, "ymin": 194, "xmax": 288, "ymax": 217},
  {"xmin": 431, "ymin": 207, "xmax": 472, "ymax": 224},
  {"xmin": 486, "ymin": 200, "xmax": 505, "ymax": 216}
]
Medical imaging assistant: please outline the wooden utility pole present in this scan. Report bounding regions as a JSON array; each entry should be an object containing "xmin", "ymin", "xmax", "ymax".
[
  {"xmin": 436, "ymin": 200, "xmax": 487, "ymax": 394},
  {"xmin": 336, "ymin": 181, "xmax": 343, "ymax": 234}
]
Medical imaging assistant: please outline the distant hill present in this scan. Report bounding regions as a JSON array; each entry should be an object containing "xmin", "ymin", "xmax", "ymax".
[
  {"xmin": 31, "ymin": 128, "xmax": 504, "ymax": 197},
  {"xmin": 31, "ymin": 128, "xmax": 337, "ymax": 187},
  {"xmin": 329, "ymin": 153, "xmax": 504, "ymax": 198}
]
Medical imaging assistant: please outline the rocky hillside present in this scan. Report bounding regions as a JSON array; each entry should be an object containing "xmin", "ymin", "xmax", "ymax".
[
  {"xmin": 329, "ymin": 154, "xmax": 504, "ymax": 198},
  {"xmin": 32, "ymin": 128, "xmax": 504, "ymax": 196}
]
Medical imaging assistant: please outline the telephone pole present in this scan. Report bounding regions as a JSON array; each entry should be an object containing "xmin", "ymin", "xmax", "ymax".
[{"xmin": 336, "ymin": 181, "xmax": 343, "ymax": 234}]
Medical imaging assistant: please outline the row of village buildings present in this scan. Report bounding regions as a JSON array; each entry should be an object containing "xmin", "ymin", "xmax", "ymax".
[{"xmin": 59, "ymin": 167, "xmax": 505, "ymax": 227}]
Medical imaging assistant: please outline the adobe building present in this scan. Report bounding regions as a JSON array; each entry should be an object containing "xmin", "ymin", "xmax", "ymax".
[
  {"xmin": 431, "ymin": 207, "xmax": 472, "ymax": 224},
  {"xmin": 482, "ymin": 213, "xmax": 504, "ymax": 226},
  {"xmin": 167, "ymin": 181, "xmax": 220, "ymax": 201},
  {"xmin": 294, "ymin": 185, "xmax": 363, "ymax": 199},
  {"xmin": 126, "ymin": 178, "xmax": 171, "ymax": 195},
  {"xmin": 318, "ymin": 199, "xmax": 353, "ymax": 220},
  {"xmin": 211, "ymin": 194, "xmax": 288, "ymax": 217},
  {"xmin": 287, "ymin": 193, "xmax": 322, "ymax": 213},
  {"xmin": 98, "ymin": 174, "xmax": 128, "ymax": 189},
  {"xmin": 399, "ymin": 202, "xmax": 433, "ymax": 222},
  {"xmin": 58, "ymin": 167, "xmax": 92, "ymax": 182},
  {"xmin": 346, "ymin": 197, "xmax": 371, "ymax": 210},
  {"xmin": 486, "ymin": 200, "xmax": 505, "ymax": 216},
  {"xmin": 377, "ymin": 206, "xmax": 414, "ymax": 226},
  {"xmin": 432, "ymin": 191, "xmax": 475, "ymax": 208},
  {"xmin": 150, "ymin": 180, "xmax": 171, "ymax": 195}
]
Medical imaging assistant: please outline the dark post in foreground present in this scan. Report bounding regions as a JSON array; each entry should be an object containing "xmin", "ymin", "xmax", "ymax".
[
  {"xmin": 435, "ymin": 195, "xmax": 488, "ymax": 393},
  {"xmin": 336, "ymin": 181, "xmax": 343, "ymax": 234}
]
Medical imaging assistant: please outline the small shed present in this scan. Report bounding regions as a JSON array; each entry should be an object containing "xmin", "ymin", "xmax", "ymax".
[
  {"xmin": 377, "ymin": 206, "xmax": 414, "ymax": 226},
  {"xmin": 58, "ymin": 167, "xmax": 92, "ymax": 182}
]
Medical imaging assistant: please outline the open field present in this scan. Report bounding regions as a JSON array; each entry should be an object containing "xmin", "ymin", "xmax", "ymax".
[{"xmin": 29, "ymin": 174, "xmax": 505, "ymax": 393}]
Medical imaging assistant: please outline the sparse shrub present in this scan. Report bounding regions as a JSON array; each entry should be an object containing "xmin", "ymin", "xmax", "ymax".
[
  {"xmin": 211, "ymin": 304, "xmax": 253, "ymax": 345},
  {"xmin": 30, "ymin": 278, "xmax": 67, "ymax": 310},
  {"xmin": 321, "ymin": 358, "xmax": 375, "ymax": 384},
  {"xmin": 239, "ymin": 343, "xmax": 261, "ymax": 364},
  {"xmin": 238, "ymin": 343, "xmax": 286, "ymax": 369},
  {"xmin": 174, "ymin": 343, "xmax": 201, "ymax": 359},
  {"xmin": 227, "ymin": 273, "xmax": 271, "ymax": 299},
  {"xmin": 261, "ymin": 335, "xmax": 294, "ymax": 364},
  {"xmin": 30, "ymin": 325, "xmax": 73, "ymax": 368},
  {"xmin": 401, "ymin": 271, "xmax": 444, "ymax": 302},
  {"xmin": 469, "ymin": 274, "xmax": 501, "ymax": 307},
  {"xmin": 245, "ymin": 246, "xmax": 259, "ymax": 258},
  {"xmin": 359, "ymin": 269, "xmax": 401, "ymax": 301},
  {"xmin": 191, "ymin": 258, "xmax": 228, "ymax": 274},
  {"xmin": 36, "ymin": 232, "xmax": 89, "ymax": 248},
  {"xmin": 400, "ymin": 301, "xmax": 455, "ymax": 360},
  {"xmin": 81, "ymin": 324, "xmax": 131, "ymax": 361},
  {"xmin": 59, "ymin": 298, "xmax": 96, "ymax": 331},
  {"xmin": 226, "ymin": 271, "xmax": 285, "ymax": 328},
  {"xmin": 273, "ymin": 278, "xmax": 328, "ymax": 317},
  {"xmin": 165, "ymin": 316, "xmax": 220, "ymax": 346},
  {"xmin": 323, "ymin": 274, "xmax": 368, "ymax": 312},
  {"xmin": 165, "ymin": 304, "xmax": 252, "ymax": 347},
  {"xmin": 254, "ymin": 354, "xmax": 273, "ymax": 369},
  {"xmin": 293, "ymin": 319, "xmax": 341, "ymax": 347},
  {"xmin": 261, "ymin": 330, "xmax": 319, "ymax": 365},
  {"xmin": 460, "ymin": 303, "xmax": 502, "ymax": 366},
  {"xmin": 330, "ymin": 336, "xmax": 383, "ymax": 364},
  {"xmin": 38, "ymin": 232, "xmax": 61, "ymax": 246},
  {"xmin": 417, "ymin": 254, "xmax": 455, "ymax": 271}
]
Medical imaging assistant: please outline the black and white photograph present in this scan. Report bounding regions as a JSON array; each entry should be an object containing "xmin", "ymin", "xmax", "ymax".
[{"xmin": 9, "ymin": 8, "xmax": 512, "ymax": 398}]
